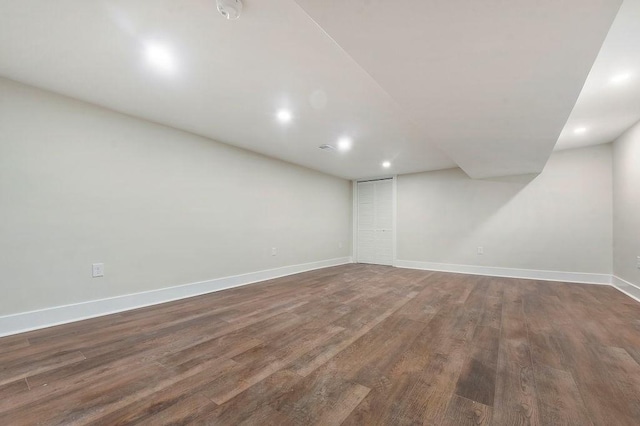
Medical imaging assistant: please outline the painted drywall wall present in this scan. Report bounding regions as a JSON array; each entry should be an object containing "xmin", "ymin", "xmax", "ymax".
[
  {"xmin": 613, "ymin": 119, "xmax": 640, "ymax": 298},
  {"xmin": 397, "ymin": 144, "xmax": 613, "ymax": 275},
  {"xmin": 0, "ymin": 78, "xmax": 351, "ymax": 316}
]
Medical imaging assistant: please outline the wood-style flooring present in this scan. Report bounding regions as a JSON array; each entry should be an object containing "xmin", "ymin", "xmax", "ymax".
[{"xmin": 1, "ymin": 264, "xmax": 640, "ymax": 425}]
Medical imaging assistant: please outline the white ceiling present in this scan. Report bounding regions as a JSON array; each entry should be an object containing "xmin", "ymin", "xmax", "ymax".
[
  {"xmin": 0, "ymin": 0, "xmax": 633, "ymax": 180},
  {"xmin": 293, "ymin": 0, "xmax": 621, "ymax": 178},
  {"xmin": 555, "ymin": 0, "xmax": 640, "ymax": 151}
]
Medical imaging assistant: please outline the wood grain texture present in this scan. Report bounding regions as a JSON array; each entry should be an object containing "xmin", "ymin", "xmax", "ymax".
[
  {"xmin": 493, "ymin": 284, "xmax": 540, "ymax": 426},
  {"xmin": 1, "ymin": 264, "xmax": 639, "ymax": 425},
  {"xmin": 444, "ymin": 394, "xmax": 492, "ymax": 426},
  {"xmin": 533, "ymin": 365, "xmax": 592, "ymax": 425},
  {"xmin": 455, "ymin": 325, "xmax": 500, "ymax": 406}
]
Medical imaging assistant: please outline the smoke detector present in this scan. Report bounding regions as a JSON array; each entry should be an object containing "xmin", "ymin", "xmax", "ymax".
[{"xmin": 217, "ymin": 0, "xmax": 243, "ymax": 20}]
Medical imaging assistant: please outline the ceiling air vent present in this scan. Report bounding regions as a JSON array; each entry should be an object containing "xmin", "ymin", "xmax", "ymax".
[{"xmin": 319, "ymin": 144, "xmax": 337, "ymax": 152}]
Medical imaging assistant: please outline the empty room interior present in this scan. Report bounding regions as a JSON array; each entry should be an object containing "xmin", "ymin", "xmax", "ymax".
[{"xmin": 2, "ymin": 0, "xmax": 640, "ymax": 425}]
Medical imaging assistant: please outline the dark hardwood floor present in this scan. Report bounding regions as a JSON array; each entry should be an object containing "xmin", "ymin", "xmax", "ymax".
[{"xmin": 1, "ymin": 264, "xmax": 640, "ymax": 425}]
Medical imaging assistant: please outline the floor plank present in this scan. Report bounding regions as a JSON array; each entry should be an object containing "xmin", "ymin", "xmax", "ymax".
[
  {"xmin": 455, "ymin": 325, "xmax": 500, "ymax": 406},
  {"xmin": 444, "ymin": 394, "xmax": 492, "ymax": 426},
  {"xmin": 534, "ymin": 365, "xmax": 592, "ymax": 425},
  {"xmin": 492, "ymin": 285, "xmax": 540, "ymax": 426}
]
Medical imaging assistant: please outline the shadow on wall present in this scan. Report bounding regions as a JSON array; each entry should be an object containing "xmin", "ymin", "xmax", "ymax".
[
  {"xmin": 437, "ymin": 169, "xmax": 538, "ymax": 262},
  {"xmin": 398, "ymin": 145, "xmax": 612, "ymax": 273},
  {"xmin": 455, "ymin": 172, "xmax": 542, "ymax": 264}
]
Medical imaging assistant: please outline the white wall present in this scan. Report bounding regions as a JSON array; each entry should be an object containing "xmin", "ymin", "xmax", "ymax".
[
  {"xmin": 0, "ymin": 78, "xmax": 351, "ymax": 316},
  {"xmin": 613, "ymin": 119, "xmax": 640, "ymax": 298},
  {"xmin": 397, "ymin": 144, "xmax": 613, "ymax": 277}
]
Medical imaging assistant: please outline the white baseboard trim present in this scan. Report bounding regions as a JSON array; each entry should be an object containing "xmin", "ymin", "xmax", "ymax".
[
  {"xmin": 612, "ymin": 275, "xmax": 640, "ymax": 303},
  {"xmin": 0, "ymin": 257, "xmax": 353, "ymax": 338},
  {"xmin": 395, "ymin": 259, "xmax": 612, "ymax": 285}
]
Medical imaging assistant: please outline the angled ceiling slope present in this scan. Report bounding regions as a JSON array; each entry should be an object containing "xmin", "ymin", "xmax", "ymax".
[
  {"xmin": 294, "ymin": 0, "xmax": 622, "ymax": 178},
  {"xmin": 0, "ymin": 0, "xmax": 622, "ymax": 180},
  {"xmin": 0, "ymin": 0, "xmax": 454, "ymax": 180},
  {"xmin": 556, "ymin": 0, "xmax": 640, "ymax": 151}
]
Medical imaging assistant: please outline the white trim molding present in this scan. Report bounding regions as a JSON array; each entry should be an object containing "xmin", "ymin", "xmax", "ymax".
[
  {"xmin": 351, "ymin": 180, "xmax": 358, "ymax": 263},
  {"xmin": 395, "ymin": 259, "xmax": 612, "ymax": 285},
  {"xmin": 612, "ymin": 275, "xmax": 640, "ymax": 303},
  {"xmin": 391, "ymin": 175, "xmax": 398, "ymax": 267},
  {"xmin": 0, "ymin": 257, "xmax": 353, "ymax": 338}
]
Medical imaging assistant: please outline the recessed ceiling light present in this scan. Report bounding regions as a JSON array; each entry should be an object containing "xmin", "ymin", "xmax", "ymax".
[
  {"xmin": 574, "ymin": 127, "xmax": 587, "ymax": 134},
  {"xmin": 610, "ymin": 73, "xmax": 631, "ymax": 84},
  {"xmin": 337, "ymin": 137, "xmax": 352, "ymax": 151},
  {"xmin": 276, "ymin": 109, "xmax": 292, "ymax": 123},
  {"xmin": 144, "ymin": 43, "xmax": 175, "ymax": 74},
  {"xmin": 382, "ymin": 161, "xmax": 391, "ymax": 168}
]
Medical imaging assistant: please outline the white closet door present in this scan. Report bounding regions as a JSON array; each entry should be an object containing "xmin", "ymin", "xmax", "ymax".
[
  {"xmin": 357, "ymin": 179, "xmax": 393, "ymax": 266},
  {"xmin": 357, "ymin": 181, "xmax": 376, "ymax": 264}
]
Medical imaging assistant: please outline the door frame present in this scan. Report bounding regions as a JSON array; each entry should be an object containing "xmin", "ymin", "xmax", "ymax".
[{"xmin": 352, "ymin": 175, "xmax": 397, "ymax": 266}]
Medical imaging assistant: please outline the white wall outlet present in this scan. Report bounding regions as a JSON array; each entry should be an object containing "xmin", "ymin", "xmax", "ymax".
[
  {"xmin": 477, "ymin": 246, "xmax": 484, "ymax": 255},
  {"xmin": 271, "ymin": 247, "xmax": 277, "ymax": 256},
  {"xmin": 92, "ymin": 263, "xmax": 104, "ymax": 278},
  {"xmin": 338, "ymin": 242, "xmax": 343, "ymax": 249}
]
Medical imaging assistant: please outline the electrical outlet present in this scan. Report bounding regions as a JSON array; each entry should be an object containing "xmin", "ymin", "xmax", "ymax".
[
  {"xmin": 92, "ymin": 263, "xmax": 104, "ymax": 278},
  {"xmin": 477, "ymin": 247, "xmax": 484, "ymax": 255},
  {"xmin": 271, "ymin": 247, "xmax": 277, "ymax": 256},
  {"xmin": 338, "ymin": 242, "xmax": 343, "ymax": 249}
]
